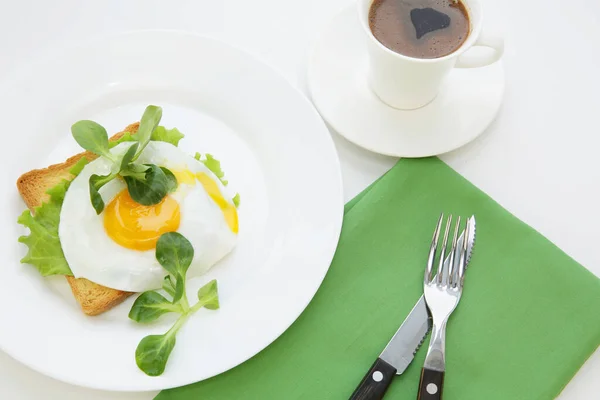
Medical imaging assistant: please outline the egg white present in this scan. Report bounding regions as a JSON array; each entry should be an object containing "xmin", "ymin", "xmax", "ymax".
[{"xmin": 58, "ymin": 141, "xmax": 237, "ymax": 292}]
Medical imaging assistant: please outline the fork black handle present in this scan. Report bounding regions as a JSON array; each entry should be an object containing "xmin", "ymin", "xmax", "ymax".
[
  {"xmin": 349, "ymin": 357, "xmax": 397, "ymax": 400},
  {"xmin": 417, "ymin": 367, "xmax": 444, "ymax": 400}
]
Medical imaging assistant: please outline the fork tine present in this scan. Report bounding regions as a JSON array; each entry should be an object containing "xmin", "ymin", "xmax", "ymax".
[
  {"xmin": 437, "ymin": 214, "xmax": 452, "ymax": 285},
  {"xmin": 456, "ymin": 217, "xmax": 471, "ymax": 288},
  {"xmin": 447, "ymin": 216, "xmax": 461, "ymax": 287},
  {"xmin": 425, "ymin": 214, "xmax": 444, "ymax": 284}
]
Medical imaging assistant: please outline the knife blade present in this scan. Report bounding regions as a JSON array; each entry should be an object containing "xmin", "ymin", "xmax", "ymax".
[
  {"xmin": 381, "ymin": 218, "xmax": 476, "ymax": 372},
  {"xmin": 389, "ymin": 216, "xmax": 476, "ymax": 369},
  {"xmin": 349, "ymin": 216, "xmax": 476, "ymax": 400}
]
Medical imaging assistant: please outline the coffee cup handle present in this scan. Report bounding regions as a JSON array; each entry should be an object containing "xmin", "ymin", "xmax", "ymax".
[{"xmin": 455, "ymin": 31, "xmax": 504, "ymax": 68}]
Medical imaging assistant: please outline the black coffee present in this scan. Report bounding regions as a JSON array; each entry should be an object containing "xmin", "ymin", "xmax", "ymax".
[{"xmin": 369, "ymin": 0, "xmax": 470, "ymax": 59}]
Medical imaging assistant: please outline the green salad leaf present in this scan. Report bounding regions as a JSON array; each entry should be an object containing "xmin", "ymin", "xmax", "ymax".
[
  {"xmin": 152, "ymin": 126, "xmax": 184, "ymax": 147},
  {"xmin": 194, "ymin": 152, "xmax": 226, "ymax": 185},
  {"xmin": 197, "ymin": 279, "xmax": 220, "ymax": 310},
  {"xmin": 202, "ymin": 154, "xmax": 227, "ymax": 186},
  {"xmin": 120, "ymin": 143, "xmax": 139, "ymax": 169},
  {"xmin": 135, "ymin": 333, "xmax": 176, "ymax": 377},
  {"xmin": 194, "ymin": 152, "xmax": 240, "ymax": 208},
  {"xmin": 133, "ymin": 106, "xmax": 162, "ymax": 161},
  {"xmin": 130, "ymin": 232, "xmax": 220, "ymax": 377},
  {"xmin": 161, "ymin": 167, "xmax": 178, "ymax": 193},
  {"xmin": 72, "ymin": 106, "xmax": 183, "ymax": 212},
  {"xmin": 173, "ymin": 278, "xmax": 186, "ymax": 304},
  {"xmin": 162, "ymin": 275, "xmax": 176, "ymax": 298},
  {"xmin": 123, "ymin": 165, "xmax": 172, "ymax": 206},
  {"xmin": 109, "ymin": 132, "xmax": 135, "ymax": 148},
  {"xmin": 156, "ymin": 232, "xmax": 194, "ymax": 304},
  {"xmin": 120, "ymin": 163, "xmax": 149, "ymax": 180},
  {"xmin": 88, "ymin": 172, "xmax": 117, "ymax": 214},
  {"xmin": 129, "ymin": 291, "xmax": 183, "ymax": 323},
  {"xmin": 109, "ymin": 126, "xmax": 184, "ymax": 149},
  {"xmin": 71, "ymin": 120, "xmax": 113, "ymax": 161},
  {"xmin": 155, "ymin": 232, "xmax": 194, "ymax": 278},
  {"xmin": 17, "ymin": 158, "xmax": 89, "ymax": 276}
]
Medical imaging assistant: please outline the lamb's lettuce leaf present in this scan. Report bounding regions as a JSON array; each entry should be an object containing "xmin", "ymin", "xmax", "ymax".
[
  {"xmin": 132, "ymin": 106, "xmax": 162, "ymax": 161},
  {"xmin": 71, "ymin": 121, "xmax": 112, "ymax": 160},
  {"xmin": 130, "ymin": 231, "xmax": 221, "ymax": 377},
  {"xmin": 123, "ymin": 164, "xmax": 173, "ymax": 206}
]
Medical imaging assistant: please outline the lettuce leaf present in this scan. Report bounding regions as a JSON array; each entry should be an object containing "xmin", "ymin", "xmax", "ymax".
[
  {"xmin": 108, "ymin": 132, "xmax": 135, "ymax": 148},
  {"xmin": 151, "ymin": 126, "xmax": 184, "ymax": 146},
  {"xmin": 18, "ymin": 157, "xmax": 89, "ymax": 276},
  {"xmin": 194, "ymin": 152, "xmax": 240, "ymax": 207},
  {"xmin": 109, "ymin": 125, "xmax": 184, "ymax": 149},
  {"xmin": 203, "ymin": 154, "xmax": 228, "ymax": 186}
]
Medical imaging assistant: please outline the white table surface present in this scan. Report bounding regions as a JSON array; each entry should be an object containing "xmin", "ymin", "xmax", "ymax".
[{"xmin": 1, "ymin": 0, "xmax": 598, "ymax": 399}]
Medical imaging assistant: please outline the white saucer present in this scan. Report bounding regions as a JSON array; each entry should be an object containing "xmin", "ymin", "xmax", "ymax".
[{"xmin": 307, "ymin": 6, "xmax": 505, "ymax": 157}]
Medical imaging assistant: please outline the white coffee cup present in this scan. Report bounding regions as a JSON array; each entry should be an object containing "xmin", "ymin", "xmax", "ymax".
[{"xmin": 358, "ymin": 0, "xmax": 504, "ymax": 110}]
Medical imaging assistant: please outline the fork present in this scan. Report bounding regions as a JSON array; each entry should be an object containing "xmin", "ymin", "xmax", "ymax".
[{"xmin": 417, "ymin": 214, "xmax": 471, "ymax": 400}]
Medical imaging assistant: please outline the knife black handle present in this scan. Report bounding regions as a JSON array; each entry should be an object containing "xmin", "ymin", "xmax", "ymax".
[
  {"xmin": 417, "ymin": 367, "xmax": 444, "ymax": 400},
  {"xmin": 349, "ymin": 357, "xmax": 397, "ymax": 400}
]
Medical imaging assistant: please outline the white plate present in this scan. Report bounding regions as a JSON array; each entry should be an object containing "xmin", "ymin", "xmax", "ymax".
[
  {"xmin": 0, "ymin": 30, "xmax": 343, "ymax": 391},
  {"xmin": 307, "ymin": 6, "xmax": 505, "ymax": 157}
]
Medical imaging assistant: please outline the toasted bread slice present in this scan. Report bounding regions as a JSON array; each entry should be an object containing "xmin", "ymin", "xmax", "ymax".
[{"xmin": 17, "ymin": 123, "xmax": 141, "ymax": 316}]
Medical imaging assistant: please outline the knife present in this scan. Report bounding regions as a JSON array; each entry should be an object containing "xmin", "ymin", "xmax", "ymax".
[{"xmin": 349, "ymin": 216, "xmax": 476, "ymax": 400}]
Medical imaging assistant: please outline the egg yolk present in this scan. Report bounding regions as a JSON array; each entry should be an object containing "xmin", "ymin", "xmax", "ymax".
[
  {"xmin": 104, "ymin": 190, "xmax": 180, "ymax": 251},
  {"xmin": 103, "ymin": 169, "xmax": 238, "ymax": 250},
  {"xmin": 196, "ymin": 173, "xmax": 239, "ymax": 234},
  {"xmin": 172, "ymin": 169, "xmax": 238, "ymax": 234},
  {"xmin": 172, "ymin": 169, "xmax": 196, "ymax": 186}
]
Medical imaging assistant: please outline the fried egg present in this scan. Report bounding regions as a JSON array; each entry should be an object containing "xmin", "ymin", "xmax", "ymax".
[{"xmin": 59, "ymin": 141, "xmax": 238, "ymax": 292}]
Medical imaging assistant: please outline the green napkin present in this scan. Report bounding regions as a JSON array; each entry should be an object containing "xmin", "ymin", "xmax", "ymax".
[{"xmin": 157, "ymin": 158, "xmax": 600, "ymax": 400}]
